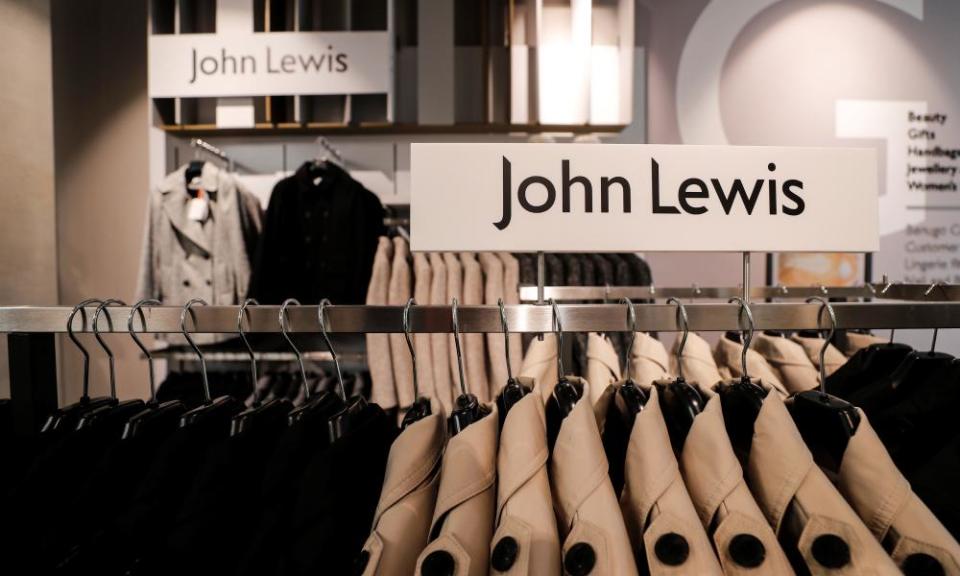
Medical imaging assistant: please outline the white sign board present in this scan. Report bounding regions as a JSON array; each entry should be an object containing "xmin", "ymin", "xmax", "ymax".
[
  {"xmin": 149, "ymin": 32, "xmax": 391, "ymax": 98},
  {"xmin": 411, "ymin": 144, "xmax": 879, "ymax": 253}
]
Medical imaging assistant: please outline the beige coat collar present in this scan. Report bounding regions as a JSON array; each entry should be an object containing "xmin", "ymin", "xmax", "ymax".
[
  {"xmin": 752, "ymin": 390, "xmax": 902, "ymax": 575},
  {"xmin": 790, "ymin": 334, "xmax": 846, "ymax": 377},
  {"xmin": 677, "ymin": 385, "xmax": 744, "ymax": 526},
  {"xmin": 671, "ymin": 332, "xmax": 723, "ymax": 388},
  {"xmin": 496, "ymin": 377, "xmax": 549, "ymax": 521},
  {"xmin": 714, "ymin": 336, "xmax": 789, "ymax": 396},
  {"xmin": 586, "ymin": 333, "xmax": 621, "ymax": 405},
  {"xmin": 629, "ymin": 332, "xmax": 671, "ymax": 387},
  {"xmin": 623, "ymin": 384, "xmax": 723, "ymax": 575},
  {"xmin": 550, "ymin": 376, "xmax": 608, "ymax": 531},
  {"xmin": 624, "ymin": 385, "xmax": 681, "ymax": 521},
  {"xmin": 431, "ymin": 407, "xmax": 499, "ymax": 530},
  {"xmin": 519, "ymin": 334, "xmax": 559, "ymax": 401},
  {"xmin": 374, "ymin": 411, "xmax": 446, "ymax": 527},
  {"xmin": 838, "ymin": 411, "xmax": 960, "ymax": 572},
  {"xmin": 752, "ymin": 333, "xmax": 819, "ymax": 394}
]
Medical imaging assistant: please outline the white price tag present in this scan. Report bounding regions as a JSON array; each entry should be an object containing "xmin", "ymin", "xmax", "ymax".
[{"xmin": 187, "ymin": 197, "xmax": 210, "ymax": 222}]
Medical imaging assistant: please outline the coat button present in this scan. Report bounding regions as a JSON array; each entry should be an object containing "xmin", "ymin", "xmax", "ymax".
[
  {"xmin": 491, "ymin": 536, "xmax": 519, "ymax": 572},
  {"xmin": 564, "ymin": 542, "xmax": 596, "ymax": 575},
  {"xmin": 205, "ymin": 279, "xmax": 211, "ymax": 286},
  {"xmin": 421, "ymin": 550, "xmax": 455, "ymax": 576},
  {"xmin": 728, "ymin": 533, "xmax": 766, "ymax": 568},
  {"xmin": 182, "ymin": 279, "xmax": 190, "ymax": 287},
  {"xmin": 654, "ymin": 532, "xmax": 689, "ymax": 566},
  {"xmin": 811, "ymin": 534, "xmax": 851, "ymax": 568},
  {"xmin": 353, "ymin": 550, "xmax": 370, "ymax": 575},
  {"xmin": 902, "ymin": 553, "xmax": 945, "ymax": 576}
]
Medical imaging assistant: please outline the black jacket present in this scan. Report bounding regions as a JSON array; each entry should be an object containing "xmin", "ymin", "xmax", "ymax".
[{"xmin": 248, "ymin": 162, "xmax": 386, "ymax": 305}]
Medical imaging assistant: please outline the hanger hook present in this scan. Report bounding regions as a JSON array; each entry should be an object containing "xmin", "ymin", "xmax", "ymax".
[
  {"xmin": 401, "ymin": 298, "xmax": 422, "ymax": 402},
  {"xmin": 279, "ymin": 298, "xmax": 310, "ymax": 401},
  {"xmin": 728, "ymin": 297, "xmax": 754, "ymax": 380},
  {"xmin": 180, "ymin": 298, "xmax": 211, "ymax": 404},
  {"xmin": 498, "ymin": 298, "xmax": 515, "ymax": 383},
  {"xmin": 128, "ymin": 299, "xmax": 160, "ymax": 403},
  {"xmin": 805, "ymin": 297, "xmax": 837, "ymax": 394},
  {"xmin": 451, "ymin": 298, "xmax": 468, "ymax": 396},
  {"xmin": 238, "ymin": 298, "xmax": 260, "ymax": 399},
  {"xmin": 318, "ymin": 299, "xmax": 346, "ymax": 402},
  {"xmin": 666, "ymin": 297, "xmax": 689, "ymax": 381},
  {"xmin": 619, "ymin": 297, "xmax": 637, "ymax": 383},
  {"xmin": 549, "ymin": 298, "xmax": 565, "ymax": 378},
  {"xmin": 67, "ymin": 298, "xmax": 103, "ymax": 402},
  {"xmin": 93, "ymin": 299, "xmax": 126, "ymax": 399}
]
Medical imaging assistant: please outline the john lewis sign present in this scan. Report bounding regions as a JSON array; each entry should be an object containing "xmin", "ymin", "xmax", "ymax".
[
  {"xmin": 149, "ymin": 32, "xmax": 391, "ymax": 98},
  {"xmin": 411, "ymin": 144, "xmax": 878, "ymax": 252}
]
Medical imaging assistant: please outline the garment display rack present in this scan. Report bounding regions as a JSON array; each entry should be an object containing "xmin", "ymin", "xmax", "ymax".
[
  {"xmin": 4, "ymin": 289, "xmax": 960, "ymax": 435},
  {"xmin": 518, "ymin": 282, "xmax": 958, "ymax": 302}
]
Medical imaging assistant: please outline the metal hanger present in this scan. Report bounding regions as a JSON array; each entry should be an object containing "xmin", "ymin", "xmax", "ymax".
[
  {"xmin": 92, "ymin": 299, "xmax": 126, "ymax": 399},
  {"xmin": 616, "ymin": 297, "xmax": 648, "ymax": 416},
  {"xmin": 179, "ymin": 298, "xmax": 242, "ymax": 427},
  {"xmin": 548, "ymin": 298, "xmax": 582, "ymax": 418},
  {"xmin": 279, "ymin": 298, "xmax": 309, "ymax": 401},
  {"xmin": 401, "ymin": 298, "xmax": 432, "ymax": 428},
  {"xmin": 322, "ymin": 299, "xmax": 368, "ymax": 442},
  {"xmin": 128, "ymin": 299, "xmax": 161, "ymax": 403},
  {"xmin": 76, "ymin": 300, "xmax": 146, "ymax": 431},
  {"xmin": 69, "ymin": 299, "xmax": 105, "ymax": 404},
  {"xmin": 716, "ymin": 297, "xmax": 768, "ymax": 458},
  {"xmin": 448, "ymin": 297, "xmax": 486, "ymax": 436},
  {"xmin": 656, "ymin": 297, "xmax": 705, "ymax": 450},
  {"xmin": 231, "ymin": 298, "xmax": 292, "ymax": 437},
  {"xmin": 238, "ymin": 299, "xmax": 261, "ymax": 401},
  {"xmin": 788, "ymin": 297, "xmax": 861, "ymax": 469},
  {"xmin": 181, "ymin": 298, "xmax": 211, "ymax": 404},
  {"xmin": 286, "ymin": 299, "xmax": 343, "ymax": 425},
  {"xmin": 496, "ymin": 298, "xmax": 531, "ymax": 426},
  {"xmin": 123, "ymin": 299, "xmax": 186, "ymax": 440}
]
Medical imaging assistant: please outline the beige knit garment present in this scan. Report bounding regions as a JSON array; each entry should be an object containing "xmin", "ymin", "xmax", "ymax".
[
  {"xmin": 429, "ymin": 253, "xmax": 454, "ymax": 415},
  {"xmin": 387, "ymin": 237, "xmax": 414, "ymax": 408},
  {"xmin": 460, "ymin": 253, "xmax": 490, "ymax": 402},
  {"xmin": 479, "ymin": 253, "xmax": 509, "ymax": 395},
  {"xmin": 365, "ymin": 236, "xmax": 396, "ymax": 409},
  {"xmin": 412, "ymin": 252, "xmax": 437, "ymax": 402},
  {"xmin": 498, "ymin": 252, "xmax": 524, "ymax": 376}
]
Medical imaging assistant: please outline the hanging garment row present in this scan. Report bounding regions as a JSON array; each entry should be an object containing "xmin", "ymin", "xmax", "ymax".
[
  {"xmin": 366, "ymin": 237, "xmax": 654, "ymax": 415},
  {"xmin": 137, "ymin": 158, "xmax": 388, "ymax": 318},
  {"xmin": 2, "ymin": 296, "xmax": 959, "ymax": 575}
]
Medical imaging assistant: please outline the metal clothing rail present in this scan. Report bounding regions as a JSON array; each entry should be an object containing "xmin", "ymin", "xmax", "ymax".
[
  {"xmin": 5, "ymin": 300, "xmax": 960, "ymax": 436},
  {"xmin": 518, "ymin": 283, "xmax": 960, "ymax": 302},
  {"xmin": 519, "ymin": 285, "xmax": 877, "ymax": 302},
  {"xmin": 5, "ymin": 302, "xmax": 960, "ymax": 334}
]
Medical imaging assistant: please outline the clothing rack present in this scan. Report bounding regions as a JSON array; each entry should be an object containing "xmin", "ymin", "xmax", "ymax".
[
  {"xmin": 5, "ymin": 297, "xmax": 960, "ymax": 435},
  {"xmin": 518, "ymin": 283, "xmax": 958, "ymax": 302},
  {"xmin": 3, "ymin": 300, "xmax": 960, "ymax": 335}
]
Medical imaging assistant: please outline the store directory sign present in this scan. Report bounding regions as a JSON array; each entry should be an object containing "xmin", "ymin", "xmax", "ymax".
[
  {"xmin": 149, "ymin": 32, "xmax": 391, "ymax": 98},
  {"xmin": 411, "ymin": 144, "xmax": 878, "ymax": 253}
]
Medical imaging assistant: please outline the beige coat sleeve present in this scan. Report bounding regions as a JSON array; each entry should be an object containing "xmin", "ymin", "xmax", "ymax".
[
  {"xmin": 366, "ymin": 237, "xmax": 396, "ymax": 409},
  {"xmin": 388, "ymin": 237, "xmax": 414, "ymax": 408},
  {"xmin": 444, "ymin": 253, "xmax": 465, "ymax": 398},
  {"xmin": 429, "ymin": 253, "xmax": 454, "ymax": 415},
  {"xmin": 412, "ymin": 252, "xmax": 437, "ymax": 402},
  {"xmin": 498, "ymin": 253, "xmax": 524, "ymax": 376},
  {"xmin": 479, "ymin": 253, "xmax": 509, "ymax": 395},
  {"xmin": 459, "ymin": 253, "xmax": 490, "ymax": 402}
]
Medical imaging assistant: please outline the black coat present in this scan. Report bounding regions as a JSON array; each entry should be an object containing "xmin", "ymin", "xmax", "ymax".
[{"xmin": 248, "ymin": 162, "xmax": 386, "ymax": 305}]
